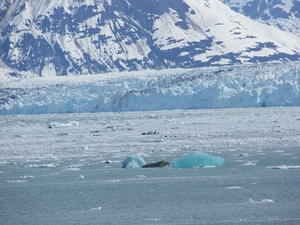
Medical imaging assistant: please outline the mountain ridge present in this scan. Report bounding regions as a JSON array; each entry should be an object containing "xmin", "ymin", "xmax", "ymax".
[
  {"xmin": 221, "ymin": 0, "xmax": 300, "ymax": 37},
  {"xmin": 0, "ymin": 0, "xmax": 300, "ymax": 76}
]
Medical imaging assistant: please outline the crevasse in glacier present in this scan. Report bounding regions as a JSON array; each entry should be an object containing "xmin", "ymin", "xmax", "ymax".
[{"xmin": 170, "ymin": 152, "xmax": 224, "ymax": 168}]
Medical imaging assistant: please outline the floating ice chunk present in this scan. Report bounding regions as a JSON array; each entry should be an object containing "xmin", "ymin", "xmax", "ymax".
[
  {"xmin": 170, "ymin": 151, "xmax": 224, "ymax": 168},
  {"xmin": 243, "ymin": 162, "xmax": 256, "ymax": 166},
  {"xmin": 14, "ymin": 134, "xmax": 28, "ymax": 138},
  {"xmin": 136, "ymin": 175, "xmax": 147, "ymax": 178},
  {"xmin": 146, "ymin": 218, "xmax": 161, "ymax": 221},
  {"xmin": 122, "ymin": 155, "xmax": 146, "ymax": 168},
  {"xmin": 65, "ymin": 168, "xmax": 81, "ymax": 171},
  {"xmin": 102, "ymin": 160, "xmax": 122, "ymax": 164},
  {"xmin": 5, "ymin": 180, "xmax": 27, "ymax": 183},
  {"xmin": 79, "ymin": 145, "xmax": 88, "ymax": 151},
  {"xmin": 47, "ymin": 120, "xmax": 79, "ymax": 128},
  {"xmin": 106, "ymin": 179, "xmax": 120, "ymax": 182},
  {"xmin": 78, "ymin": 175, "xmax": 85, "ymax": 179},
  {"xmin": 89, "ymin": 207, "xmax": 101, "ymax": 211},
  {"xmin": 20, "ymin": 175, "xmax": 35, "ymax": 179},
  {"xmin": 225, "ymin": 186, "xmax": 243, "ymax": 189},
  {"xmin": 266, "ymin": 165, "xmax": 300, "ymax": 169},
  {"xmin": 248, "ymin": 198, "xmax": 274, "ymax": 203},
  {"xmin": 261, "ymin": 199, "xmax": 274, "ymax": 203},
  {"xmin": 25, "ymin": 163, "xmax": 59, "ymax": 168}
]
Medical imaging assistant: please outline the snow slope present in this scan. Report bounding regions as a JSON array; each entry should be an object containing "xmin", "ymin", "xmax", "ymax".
[
  {"xmin": 221, "ymin": 0, "xmax": 300, "ymax": 37},
  {"xmin": 1, "ymin": 62, "xmax": 299, "ymax": 115},
  {"xmin": 0, "ymin": 0, "xmax": 300, "ymax": 76}
]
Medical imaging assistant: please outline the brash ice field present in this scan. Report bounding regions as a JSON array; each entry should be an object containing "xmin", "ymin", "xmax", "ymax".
[{"xmin": 1, "ymin": 107, "xmax": 299, "ymax": 224}]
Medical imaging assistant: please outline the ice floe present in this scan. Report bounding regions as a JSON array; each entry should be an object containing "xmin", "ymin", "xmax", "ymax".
[
  {"xmin": 24, "ymin": 163, "xmax": 59, "ymax": 168},
  {"xmin": 225, "ymin": 186, "xmax": 243, "ymax": 189},
  {"xmin": 248, "ymin": 198, "xmax": 274, "ymax": 203},
  {"xmin": 122, "ymin": 156, "xmax": 146, "ymax": 168},
  {"xmin": 88, "ymin": 207, "xmax": 102, "ymax": 211},
  {"xmin": 5, "ymin": 180, "xmax": 27, "ymax": 183},
  {"xmin": 47, "ymin": 120, "xmax": 80, "ymax": 128},
  {"xmin": 170, "ymin": 151, "xmax": 224, "ymax": 168},
  {"xmin": 266, "ymin": 165, "xmax": 300, "ymax": 169}
]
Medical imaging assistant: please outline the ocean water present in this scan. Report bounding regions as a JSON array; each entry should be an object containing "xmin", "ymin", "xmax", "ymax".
[{"xmin": 1, "ymin": 107, "xmax": 300, "ymax": 224}]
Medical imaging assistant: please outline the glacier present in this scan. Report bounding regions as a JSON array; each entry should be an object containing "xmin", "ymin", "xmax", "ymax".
[
  {"xmin": 0, "ymin": 62, "xmax": 299, "ymax": 115},
  {"xmin": 170, "ymin": 152, "xmax": 224, "ymax": 168}
]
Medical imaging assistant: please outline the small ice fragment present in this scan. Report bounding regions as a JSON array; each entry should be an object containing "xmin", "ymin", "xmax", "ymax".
[
  {"xmin": 78, "ymin": 175, "xmax": 84, "ymax": 179},
  {"xmin": 225, "ymin": 186, "xmax": 243, "ymax": 189},
  {"xmin": 79, "ymin": 145, "xmax": 88, "ymax": 151},
  {"xmin": 89, "ymin": 207, "xmax": 101, "ymax": 211},
  {"xmin": 261, "ymin": 199, "xmax": 274, "ymax": 203},
  {"xmin": 148, "ymin": 114, "xmax": 157, "ymax": 118},
  {"xmin": 248, "ymin": 198, "xmax": 274, "ymax": 203},
  {"xmin": 5, "ymin": 180, "xmax": 27, "ymax": 183},
  {"xmin": 146, "ymin": 218, "xmax": 161, "ymax": 221},
  {"xmin": 14, "ymin": 134, "xmax": 28, "ymax": 138},
  {"xmin": 106, "ymin": 179, "xmax": 120, "ymax": 183},
  {"xmin": 243, "ymin": 162, "xmax": 256, "ymax": 166},
  {"xmin": 68, "ymin": 120, "xmax": 79, "ymax": 126},
  {"xmin": 25, "ymin": 163, "xmax": 59, "ymax": 168},
  {"xmin": 102, "ymin": 160, "xmax": 122, "ymax": 164},
  {"xmin": 171, "ymin": 151, "xmax": 224, "ymax": 168},
  {"xmin": 239, "ymin": 153, "xmax": 250, "ymax": 157},
  {"xmin": 274, "ymin": 150, "xmax": 284, "ymax": 153},
  {"xmin": 266, "ymin": 165, "xmax": 300, "ymax": 169},
  {"xmin": 122, "ymin": 155, "xmax": 146, "ymax": 168},
  {"xmin": 47, "ymin": 120, "xmax": 79, "ymax": 128},
  {"xmin": 65, "ymin": 168, "xmax": 81, "ymax": 171},
  {"xmin": 20, "ymin": 175, "xmax": 35, "ymax": 179}
]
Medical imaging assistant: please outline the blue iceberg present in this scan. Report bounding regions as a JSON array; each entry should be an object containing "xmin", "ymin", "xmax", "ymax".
[
  {"xmin": 122, "ymin": 155, "xmax": 146, "ymax": 168},
  {"xmin": 170, "ymin": 152, "xmax": 224, "ymax": 168}
]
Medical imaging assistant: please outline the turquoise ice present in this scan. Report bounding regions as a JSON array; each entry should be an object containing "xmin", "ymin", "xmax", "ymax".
[
  {"xmin": 171, "ymin": 152, "xmax": 224, "ymax": 168},
  {"xmin": 122, "ymin": 155, "xmax": 146, "ymax": 168}
]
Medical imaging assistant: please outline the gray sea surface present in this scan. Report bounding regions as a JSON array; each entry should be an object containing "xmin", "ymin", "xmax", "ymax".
[{"xmin": 1, "ymin": 107, "xmax": 300, "ymax": 224}]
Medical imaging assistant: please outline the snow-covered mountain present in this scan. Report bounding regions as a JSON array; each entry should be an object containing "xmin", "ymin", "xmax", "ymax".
[
  {"xmin": 0, "ymin": 0, "xmax": 300, "ymax": 76},
  {"xmin": 221, "ymin": 0, "xmax": 300, "ymax": 37}
]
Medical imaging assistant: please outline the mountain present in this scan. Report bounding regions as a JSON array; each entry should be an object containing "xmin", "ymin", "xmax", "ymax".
[
  {"xmin": 221, "ymin": 0, "xmax": 300, "ymax": 19},
  {"xmin": 220, "ymin": 0, "xmax": 300, "ymax": 37},
  {"xmin": 0, "ymin": 0, "xmax": 300, "ymax": 76}
]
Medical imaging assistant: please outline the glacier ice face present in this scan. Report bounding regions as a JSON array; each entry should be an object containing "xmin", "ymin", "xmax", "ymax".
[
  {"xmin": 0, "ymin": 63, "xmax": 300, "ymax": 115},
  {"xmin": 122, "ymin": 156, "xmax": 146, "ymax": 169},
  {"xmin": 170, "ymin": 152, "xmax": 224, "ymax": 168}
]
